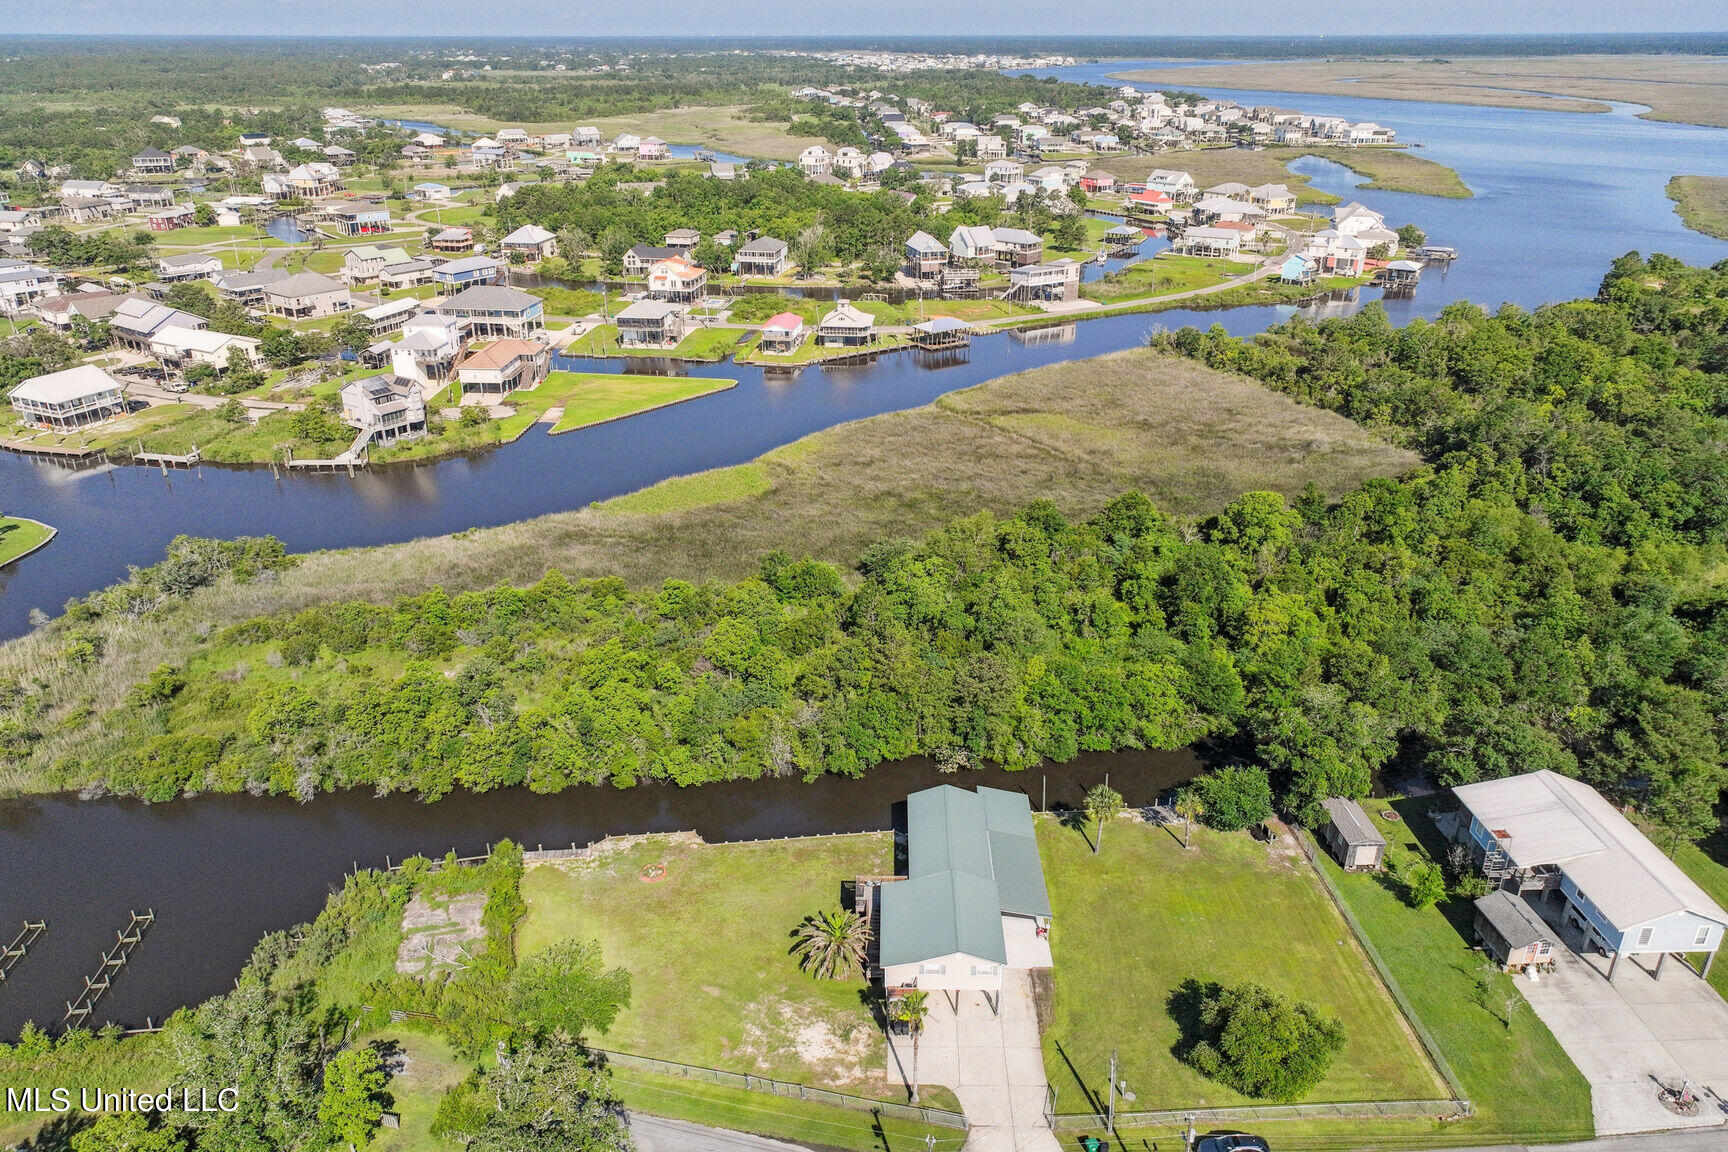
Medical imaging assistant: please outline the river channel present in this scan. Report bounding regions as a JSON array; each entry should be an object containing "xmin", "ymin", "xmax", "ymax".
[
  {"xmin": 2, "ymin": 72, "xmax": 1728, "ymax": 1037},
  {"xmin": 0, "ymin": 747, "xmax": 1198, "ymax": 1037}
]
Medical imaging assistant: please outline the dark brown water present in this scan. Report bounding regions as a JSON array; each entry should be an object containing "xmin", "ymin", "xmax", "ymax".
[{"xmin": 0, "ymin": 746, "xmax": 1201, "ymax": 1037}]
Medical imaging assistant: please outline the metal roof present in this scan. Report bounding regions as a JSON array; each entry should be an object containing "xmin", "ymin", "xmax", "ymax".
[
  {"xmin": 1322, "ymin": 797, "xmax": 1386, "ymax": 848},
  {"xmin": 880, "ymin": 785, "xmax": 1051, "ymax": 969},
  {"xmin": 9, "ymin": 364, "xmax": 124, "ymax": 404},
  {"xmin": 1455, "ymin": 771, "xmax": 1728, "ymax": 931},
  {"xmin": 1474, "ymin": 891, "xmax": 1553, "ymax": 952}
]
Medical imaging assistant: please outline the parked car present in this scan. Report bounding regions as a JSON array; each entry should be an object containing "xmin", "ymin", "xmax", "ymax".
[{"xmin": 1197, "ymin": 1136, "xmax": 1270, "ymax": 1152}]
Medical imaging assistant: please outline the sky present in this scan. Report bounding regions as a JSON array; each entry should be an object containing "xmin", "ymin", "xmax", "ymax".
[{"xmin": 2, "ymin": 0, "xmax": 1722, "ymax": 38}]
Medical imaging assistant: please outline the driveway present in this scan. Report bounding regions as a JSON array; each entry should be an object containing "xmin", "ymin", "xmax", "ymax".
[
  {"xmin": 1518, "ymin": 903, "xmax": 1728, "ymax": 1135},
  {"xmin": 628, "ymin": 1112, "xmax": 818, "ymax": 1152},
  {"xmin": 886, "ymin": 969, "xmax": 1060, "ymax": 1152}
]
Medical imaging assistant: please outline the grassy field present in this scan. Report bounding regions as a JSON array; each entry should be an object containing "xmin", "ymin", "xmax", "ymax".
[
  {"xmin": 549, "ymin": 373, "xmax": 739, "ymax": 433},
  {"xmin": 1321, "ymin": 147, "xmax": 1474, "ymax": 199},
  {"xmin": 1089, "ymin": 144, "xmax": 1467, "ymax": 203},
  {"xmin": 1038, "ymin": 817, "xmax": 1443, "ymax": 1111},
  {"xmin": 1667, "ymin": 175, "xmax": 1728, "ymax": 240},
  {"xmin": 1115, "ymin": 55, "xmax": 1728, "ymax": 129},
  {"xmin": 1316, "ymin": 802, "xmax": 1595, "ymax": 1145},
  {"xmin": 368, "ymin": 1031, "xmax": 473, "ymax": 1152},
  {"xmin": 11, "ymin": 348, "xmax": 1416, "ymax": 699},
  {"xmin": 518, "ymin": 833, "xmax": 940, "ymax": 1103},
  {"xmin": 0, "ymin": 516, "xmax": 55, "ymax": 566},
  {"xmin": 0, "ymin": 1033, "xmax": 176, "ymax": 1148},
  {"xmin": 354, "ymin": 104, "xmax": 832, "ymax": 160},
  {"xmin": 564, "ymin": 323, "xmax": 751, "ymax": 361},
  {"xmin": 1081, "ymin": 253, "xmax": 1246, "ymax": 303}
]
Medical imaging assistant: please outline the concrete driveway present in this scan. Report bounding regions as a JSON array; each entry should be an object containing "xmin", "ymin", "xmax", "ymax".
[
  {"xmin": 886, "ymin": 969, "xmax": 1060, "ymax": 1152},
  {"xmin": 1519, "ymin": 922, "xmax": 1728, "ymax": 1135}
]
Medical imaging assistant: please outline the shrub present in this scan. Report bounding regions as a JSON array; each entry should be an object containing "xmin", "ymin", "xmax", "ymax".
[
  {"xmin": 1192, "ymin": 764, "xmax": 1273, "ymax": 831},
  {"xmin": 1405, "ymin": 861, "xmax": 1447, "ymax": 909},
  {"xmin": 1176, "ymin": 979, "xmax": 1345, "ymax": 1101}
]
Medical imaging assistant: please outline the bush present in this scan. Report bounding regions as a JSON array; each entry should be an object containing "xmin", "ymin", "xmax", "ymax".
[
  {"xmin": 1192, "ymin": 764, "xmax": 1273, "ymax": 831},
  {"xmin": 1405, "ymin": 861, "xmax": 1447, "ymax": 909},
  {"xmin": 1176, "ymin": 979, "xmax": 1345, "ymax": 1101}
]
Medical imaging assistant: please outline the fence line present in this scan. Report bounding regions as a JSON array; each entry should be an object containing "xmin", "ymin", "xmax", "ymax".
[
  {"xmin": 1293, "ymin": 829, "xmax": 1474, "ymax": 1114},
  {"xmin": 1050, "ymin": 1098, "xmax": 1464, "ymax": 1131},
  {"xmin": 594, "ymin": 1048, "xmax": 968, "ymax": 1131}
]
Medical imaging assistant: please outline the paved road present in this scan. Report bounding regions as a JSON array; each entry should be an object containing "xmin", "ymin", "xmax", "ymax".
[
  {"xmin": 627, "ymin": 1112, "xmax": 817, "ymax": 1152},
  {"xmin": 1450, "ymin": 1131, "xmax": 1728, "ymax": 1152}
]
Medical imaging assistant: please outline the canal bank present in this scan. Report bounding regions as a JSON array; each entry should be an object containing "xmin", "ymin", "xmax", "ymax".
[{"xmin": 0, "ymin": 746, "xmax": 1200, "ymax": 1037}]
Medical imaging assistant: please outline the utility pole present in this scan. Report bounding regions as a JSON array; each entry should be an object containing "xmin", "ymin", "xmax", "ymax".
[{"xmin": 1106, "ymin": 1048, "xmax": 1117, "ymax": 1133}]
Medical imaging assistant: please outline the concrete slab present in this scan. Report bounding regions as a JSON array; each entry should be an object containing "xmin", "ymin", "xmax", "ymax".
[
  {"xmin": 885, "ymin": 969, "xmax": 1060, "ymax": 1151},
  {"xmin": 1519, "ymin": 923, "xmax": 1728, "ymax": 1136}
]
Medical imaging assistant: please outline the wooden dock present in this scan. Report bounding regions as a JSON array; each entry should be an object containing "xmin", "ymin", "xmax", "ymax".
[
  {"xmin": 0, "ymin": 920, "xmax": 46, "ymax": 983},
  {"xmin": 283, "ymin": 431, "xmax": 370, "ymax": 475},
  {"xmin": 134, "ymin": 442, "xmax": 200, "ymax": 469},
  {"xmin": 63, "ymin": 910, "xmax": 153, "ymax": 1027},
  {"xmin": 0, "ymin": 439, "xmax": 102, "ymax": 460}
]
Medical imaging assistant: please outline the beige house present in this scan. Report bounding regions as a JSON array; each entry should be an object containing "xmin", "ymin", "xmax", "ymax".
[
  {"xmin": 262, "ymin": 272, "xmax": 353, "ymax": 319},
  {"xmin": 455, "ymin": 339, "xmax": 550, "ymax": 395}
]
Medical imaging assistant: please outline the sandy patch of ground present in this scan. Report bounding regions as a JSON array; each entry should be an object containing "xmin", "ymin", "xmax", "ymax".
[{"xmin": 395, "ymin": 891, "xmax": 487, "ymax": 977}]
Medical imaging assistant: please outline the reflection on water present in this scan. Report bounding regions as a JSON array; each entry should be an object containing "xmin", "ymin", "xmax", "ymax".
[{"xmin": 0, "ymin": 746, "xmax": 1202, "ymax": 1034}]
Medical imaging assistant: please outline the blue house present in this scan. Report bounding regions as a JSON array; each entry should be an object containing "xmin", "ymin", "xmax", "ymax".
[
  {"xmin": 1454, "ymin": 770, "xmax": 1728, "ymax": 980},
  {"xmin": 432, "ymin": 256, "xmax": 502, "ymax": 290},
  {"xmin": 1279, "ymin": 253, "xmax": 1317, "ymax": 285}
]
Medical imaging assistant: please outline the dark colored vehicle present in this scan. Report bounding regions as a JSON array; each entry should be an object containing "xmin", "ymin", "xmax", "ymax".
[{"xmin": 1196, "ymin": 1136, "xmax": 1270, "ymax": 1152}]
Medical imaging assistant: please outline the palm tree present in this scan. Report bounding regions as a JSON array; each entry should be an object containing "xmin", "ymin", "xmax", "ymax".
[
  {"xmin": 1085, "ymin": 783, "xmax": 1125, "ymax": 855},
  {"xmin": 1175, "ymin": 790, "xmax": 1204, "ymax": 850},
  {"xmin": 890, "ymin": 989, "xmax": 930, "ymax": 1105},
  {"xmin": 792, "ymin": 908, "xmax": 871, "ymax": 980}
]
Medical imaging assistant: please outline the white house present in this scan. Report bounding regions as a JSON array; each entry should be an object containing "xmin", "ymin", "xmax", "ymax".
[
  {"xmin": 1453, "ymin": 771, "xmax": 1728, "ymax": 981},
  {"xmin": 758, "ymin": 311, "xmax": 805, "ymax": 354},
  {"xmin": 8, "ymin": 364, "xmax": 127, "ymax": 431},
  {"xmin": 340, "ymin": 374, "xmax": 426, "ymax": 444},
  {"xmin": 148, "ymin": 325, "xmax": 263, "ymax": 370},
  {"xmin": 799, "ymin": 145, "xmax": 833, "ymax": 177},
  {"xmin": 1145, "ymin": 169, "xmax": 1197, "ymax": 201},
  {"xmin": 261, "ymin": 272, "xmax": 353, "ymax": 319},
  {"xmin": 948, "ymin": 225, "xmax": 997, "ymax": 265}
]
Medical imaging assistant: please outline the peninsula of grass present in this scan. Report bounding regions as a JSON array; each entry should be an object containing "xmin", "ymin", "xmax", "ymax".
[
  {"xmin": 1038, "ymin": 817, "xmax": 1444, "ymax": 1113},
  {"xmin": 0, "ymin": 516, "xmax": 56, "ymax": 567},
  {"xmin": 566, "ymin": 322, "xmax": 750, "ymax": 362},
  {"xmin": 1089, "ymin": 143, "xmax": 1470, "ymax": 202},
  {"xmin": 548, "ymin": 373, "xmax": 739, "ymax": 433},
  {"xmin": 1667, "ymin": 175, "xmax": 1728, "ymax": 240},
  {"xmin": 519, "ymin": 833, "xmax": 960, "ymax": 1109},
  {"xmin": 1319, "ymin": 147, "xmax": 1475, "ymax": 198},
  {"xmin": 1313, "ymin": 802, "xmax": 1594, "ymax": 1145},
  {"xmin": 52, "ymin": 348, "xmax": 1416, "ymax": 669}
]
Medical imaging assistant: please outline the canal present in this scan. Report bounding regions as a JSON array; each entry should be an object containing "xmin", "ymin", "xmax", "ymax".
[
  {"xmin": 3, "ymin": 75, "xmax": 1728, "ymax": 1038},
  {"xmin": 0, "ymin": 746, "xmax": 1200, "ymax": 1037}
]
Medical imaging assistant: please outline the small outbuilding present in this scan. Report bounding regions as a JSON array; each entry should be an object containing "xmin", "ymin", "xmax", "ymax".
[
  {"xmin": 1320, "ymin": 797, "xmax": 1387, "ymax": 872},
  {"xmin": 1474, "ymin": 890, "xmax": 1557, "ymax": 973}
]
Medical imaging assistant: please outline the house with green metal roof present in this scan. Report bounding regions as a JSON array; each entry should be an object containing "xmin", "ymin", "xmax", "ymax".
[{"xmin": 878, "ymin": 785, "xmax": 1053, "ymax": 1010}]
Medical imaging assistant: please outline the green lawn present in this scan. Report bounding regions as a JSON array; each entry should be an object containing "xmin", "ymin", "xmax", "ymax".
[
  {"xmin": 548, "ymin": 373, "xmax": 739, "ymax": 433},
  {"xmin": 1081, "ymin": 253, "xmax": 1244, "ymax": 303},
  {"xmin": 1317, "ymin": 802, "xmax": 1594, "ymax": 1145},
  {"xmin": 369, "ymin": 1031, "xmax": 473, "ymax": 1152},
  {"xmin": 0, "ymin": 516, "xmax": 55, "ymax": 566},
  {"xmin": 0, "ymin": 1033, "xmax": 175, "ymax": 1148},
  {"xmin": 1039, "ymin": 817, "xmax": 1444, "ymax": 1113},
  {"xmin": 519, "ymin": 834, "xmax": 934, "ymax": 1104}
]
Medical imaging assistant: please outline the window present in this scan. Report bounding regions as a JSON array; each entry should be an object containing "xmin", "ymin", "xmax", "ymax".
[
  {"xmin": 970, "ymin": 964, "xmax": 999, "ymax": 977},
  {"xmin": 918, "ymin": 963, "xmax": 946, "ymax": 976},
  {"xmin": 1697, "ymin": 926, "xmax": 1713, "ymax": 947},
  {"xmin": 1536, "ymin": 942, "xmax": 1552, "ymax": 957},
  {"xmin": 1637, "ymin": 927, "xmax": 1654, "ymax": 948}
]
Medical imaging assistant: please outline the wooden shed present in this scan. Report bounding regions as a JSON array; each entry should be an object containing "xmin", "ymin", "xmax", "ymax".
[
  {"xmin": 1320, "ymin": 797, "xmax": 1387, "ymax": 871},
  {"xmin": 1473, "ymin": 890, "xmax": 1556, "ymax": 973}
]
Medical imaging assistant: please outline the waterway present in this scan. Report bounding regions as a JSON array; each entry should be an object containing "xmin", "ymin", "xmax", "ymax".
[
  {"xmin": 6, "ymin": 80, "xmax": 1727, "ymax": 634},
  {"xmin": 3, "ymin": 78, "xmax": 1728, "ymax": 1034},
  {"xmin": 0, "ymin": 746, "xmax": 1198, "ymax": 1036}
]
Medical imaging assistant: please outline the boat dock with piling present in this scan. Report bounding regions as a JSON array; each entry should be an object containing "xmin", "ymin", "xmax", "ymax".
[
  {"xmin": 0, "ymin": 920, "xmax": 46, "ymax": 982},
  {"xmin": 134, "ymin": 442, "xmax": 201, "ymax": 470},
  {"xmin": 63, "ymin": 910, "xmax": 153, "ymax": 1027}
]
